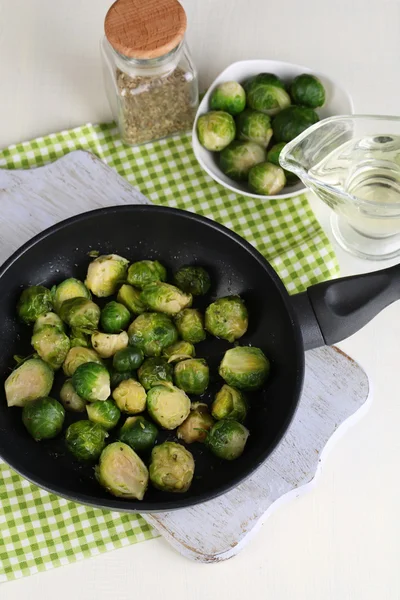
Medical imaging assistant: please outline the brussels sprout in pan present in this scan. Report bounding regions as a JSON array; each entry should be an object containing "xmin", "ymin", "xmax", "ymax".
[
  {"xmin": 196, "ymin": 111, "xmax": 236, "ymax": 152},
  {"xmin": 112, "ymin": 379, "xmax": 147, "ymax": 414},
  {"xmin": 127, "ymin": 260, "xmax": 166, "ymax": 290},
  {"xmin": 59, "ymin": 379, "xmax": 87, "ymax": 412},
  {"xmin": 267, "ymin": 142, "xmax": 299, "ymax": 185},
  {"xmin": 65, "ymin": 420, "xmax": 107, "ymax": 462},
  {"xmin": 91, "ymin": 331, "xmax": 129, "ymax": 359},
  {"xmin": 110, "ymin": 369, "xmax": 136, "ymax": 390},
  {"xmin": 96, "ymin": 442, "xmax": 149, "ymax": 500},
  {"xmin": 211, "ymin": 384, "xmax": 247, "ymax": 422},
  {"xmin": 118, "ymin": 416, "xmax": 158, "ymax": 454},
  {"xmin": 113, "ymin": 346, "xmax": 144, "ymax": 373},
  {"xmin": 162, "ymin": 341, "xmax": 196, "ymax": 364},
  {"xmin": 147, "ymin": 384, "xmax": 190, "ymax": 430},
  {"xmin": 149, "ymin": 442, "xmax": 195, "ymax": 493},
  {"xmin": 5, "ymin": 358, "xmax": 54, "ymax": 408},
  {"xmin": 206, "ymin": 420, "xmax": 249, "ymax": 460},
  {"xmin": 86, "ymin": 399, "xmax": 121, "ymax": 430},
  {"xmin": 177, "ymin": 403, "xmax": 214, "ymax": 444},
  {"xmin": 85, "ymin": 254, "xmax": 129, "ymax": 297},
  {"xmin": 174, "ymin": 358, "xmax": 209, "ymax": 395},
  {"xmin": 219, "ymin": 346, "xmax": 270, "ymax": 391},
  {"xmin": 272, "ymin": 106, "xmax": 319, "ymax": 143},
  {"xmin": 141, "ymin": 282, "xmax": 192, "ymax": 316},
  {"xmin": 17, "ymin": 286, "xmax": 53, "ymax": 324},
  {"xmin": 62, "ymin": 347, "xmax": 103, "ymax": 377},
  {"xmin": 128, "ymin": 312, "xmax": 178, "ymax": 357},
  {"xmin": 72, "ymin": 362, "xmax": 111, "ymax": 402},
  {"xmin": 117, "ymin": 284, "xmax": 147, "ymax": 315},
  {"xmin": 33, "ymin": 312, "xmax": 65, "ymax": 334},
  {"xmin": 205, "ymin": 296, "xmax": 248, "ymax": 342},
  {"xmin": 210, "ymin": 81, "xmax": 246, "ymax": 116},
  {"xmin": 52, "ymin": 278, "xmax": 91, "ymax": 313},
  {"xmin": 69, "ymin": 327, "xmax": 91, "ymax": 348},
  {"xmin": 290, "ymin": 74, "xmax": 326, "ymax": 109},
  {"xmin": 173, "ymin": 266, "xmax": 211, "ymax": 297},
  {"xmin": 219, "ymin": 141, "xmax": 266, "ymax": 181},
  {"xmin": 235, "ymin": 109, "xmax": 273, "ymax": 148},
  {"xmin": 59, "ymin": 297, "xmax": 100, "ymax": 330},
  {"xmin": 174, "ymin": 309, "xmax": 206, "ymax": 344},
  {"xmin": 31, "ymin": 325, "xmax": 70, "ymax": 370},
  {"xmin": 137, "ymin": 357, "xmax": 173, "ymax": 391},
  {"xmin": 245, "ymin": 76, "xmax": 291, "ymax": 116},
  {"xmin": 100, "ymin": 301, "xmax": 131, "ymax": 334},
  {"xmin": 248, "ymin": 162, "xmax": 286, "ymax": 195},
  {"xmin": 22, "ymin": 397, "xmax": 65, "ymax": 441}
]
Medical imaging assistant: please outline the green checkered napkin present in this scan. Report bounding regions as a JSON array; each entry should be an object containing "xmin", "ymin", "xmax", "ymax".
[{"xmin": 0, "ymin": 123, "xmax": 339, "ymax": 582}]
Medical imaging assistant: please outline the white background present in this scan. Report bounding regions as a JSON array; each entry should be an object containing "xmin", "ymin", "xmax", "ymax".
[{"xmin": 1, "ymin": 0, "xmax": 400, "ymax": 598}]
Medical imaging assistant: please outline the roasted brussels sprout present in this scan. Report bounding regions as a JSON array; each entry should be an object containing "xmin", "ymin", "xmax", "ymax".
[
  {"xmin": 65, "ymin": 420, "xmax": 107, "ymax": 461},
  {"xmin": 174, "ymin": 358, "xmax": 209, "ymax": 395},
  {"xmin": 117, "ymin": 284, "xmax": 147, "ymax": 315},
  {"xmin": 267, "ymin": 142, "xmax": 299, "ymax": 185},
  {"xmin": 219, "ymin": 141, "xmax": 266, "ymax": 181},
  {"xmin": 174, "ymin": 309, "xmax": 206, "ymax": 344},
  {"xmin": 147, "ymin": 384, "xmax": 190, "ymax": 429},
  {"xmin": 72, "ymin": 362, "xmax": 111, "ymax": 402},
  {"xmin": 205, "ymin": 296, "xmax": 248, "ymax": 342},
  {"xmin": 86, "ymin": 399, "xmax": 121, "ymax": 430},
  {"xmin": 110, "ymin": 369, "xmax": 136, "ymax": 390},
  {"xmin": 244, "ymin": 72, "xmax": 286, "ymax": 91},
  {"xmin": 173, "ymin": 266, "xmax": 211, "ymax": 297},
  {"xmin": 59, "ymin": 297, "xmax": 100, "ymax": 330},
  {"xmin": 196, "ymin": 111, "xmax": 236, "ymax": 151},
  {"xmin": 31, "ymin": 325, "xmax": 70, "ymax": 370},
  {"xmin": 52, "ymin": 278, "xmax": 91, "ymax": 313},
  {"xmin": 141, "ymin": 282, "xmax": 192, "ymax": 315},
  {"xmin": 210, "ymin": 81, "xmax": 246, "ymax": 115},
  {"xmin": 17, "ymin": 286, "xmax": 53, "ymax": 324},
  {"xmin": 5, "ymin": 358, "xmax": 54, "ymax": 408},
  {"xmin": 69, "ymin": 327, "xmax": 91, "ymax": 348},
  {"xmin": 149, "ymin": 442, "xmax": 194, "ymax": 493},
  {"xmin": 62, "ymin": 347, "xmax": 103, "ymax": 376},
  {"xmin": 128, "ymin": 312, "xmax": 178, "ymax": 357},
  {"xmin": 59, "ymin": 379, "xmax": 87, "ymax": 412},
  {"xmin": 118, "ymin": 416, "xmax": 158, "ymax": 454},
  {"xmin": 206, "ymin": 420, "xmax": 249, "ymax": 460},
  {"xmin": 235, "ymin": 109, "xmax": 273, "ymax": 148},
  {"xmin": 91, "ymin": 331, "xmax": 129, "ymax": 359},
  {"xmin": 162, "ymin": 341, "xmax": 196, "ymax": 363},
  {"xmin": 290, "ymin": 74, "xmax": 326, "ymax": 108},
  {"xmin": 22, "ymin": 397, "xmax": 65, "ymax": 441},
  {"xmin": 113, "ymin": 346, "xmax": 144, "ymax": 372},
  {"xmin": 127, "ymin": 260, "xmax": 166, "ymax": 290},
  {"xmin": 112, "ymin": 379, "xmax": 147, "ymax": 414},
  {"xmin": 272, "ymin": 106, "xmax": 319, "ymax": 143},
  {"xmin": 100, "ymin": 301, "xmax": 131, "ymax": 333},
  {"xmin": 211, "ymin": 384, "xmax": 247, "ymax": 422},
  {"xmin": 137, "ymin": 357, "xmax": 173, "ymax": 390},
  {"xmin": 85, "ymin": 254, "xmax": 129, "ymax": 298},
  {"xmin": 246, "ymin": 75, "xmax": 291, "ymax": 116},
  {"xmin": 33, "ymin": 312, "xmax": 65, "ymax": 334},
  {"xmin": 96, "ymin": 442, "xmax": 148, "ymax": 500},
  {"xmin": 177, "ymin": 403, "xmax": 214, "ymax": 444},
  {"xmin": 219, "ymin": 346, "xmax": 270, "ymax": 391},
  {"xmin": 248, "ymin": 162, "xmax": 286, "ymax": 195}
]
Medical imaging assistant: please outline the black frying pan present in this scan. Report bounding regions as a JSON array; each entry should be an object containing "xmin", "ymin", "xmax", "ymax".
[{"xmin": 0, "ymin": 205, "xmax": 395, "ymax": 512}]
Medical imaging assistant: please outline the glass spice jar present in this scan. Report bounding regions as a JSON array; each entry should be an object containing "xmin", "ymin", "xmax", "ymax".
[{"xmin": 101, "ymin": 0, "xmax": 198, "ymax": 146}]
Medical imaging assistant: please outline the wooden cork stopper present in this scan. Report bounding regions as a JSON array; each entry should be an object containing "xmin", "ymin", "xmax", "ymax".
[{"xmin": 105, "ymin": 0, "xmax": 187, "ymax": 60}]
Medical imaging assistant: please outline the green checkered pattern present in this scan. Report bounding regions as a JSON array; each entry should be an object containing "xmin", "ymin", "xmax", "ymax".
[{"xmin": 0, "ymin": 122, "xmax": 339, "ymax": 583}]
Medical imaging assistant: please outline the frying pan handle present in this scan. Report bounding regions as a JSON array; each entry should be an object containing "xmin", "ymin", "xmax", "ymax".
[{"xmin": 291, "ymin": 263, "xmax": 400, "ymax": 350}]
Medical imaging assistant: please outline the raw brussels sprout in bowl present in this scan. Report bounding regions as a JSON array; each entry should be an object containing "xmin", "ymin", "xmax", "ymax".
[{"xmin": 192, "ymin": 59, "xmax": 353, "ymax": 199}]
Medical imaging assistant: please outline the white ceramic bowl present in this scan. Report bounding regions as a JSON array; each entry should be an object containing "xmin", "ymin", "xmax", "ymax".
[{"xmin": 192, "ymin": 60, "xmax": 354, "ymax": 200}]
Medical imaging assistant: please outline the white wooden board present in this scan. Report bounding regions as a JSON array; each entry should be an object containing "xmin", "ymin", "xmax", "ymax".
[{"xmin": 0, "ymin": 151, "xmax": 370, "ymax": 564}]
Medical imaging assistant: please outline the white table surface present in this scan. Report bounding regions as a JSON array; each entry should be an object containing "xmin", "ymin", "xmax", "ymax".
[{"xmin": 1, "ymin": 0, "xmax": 400, "ymax": 597}]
